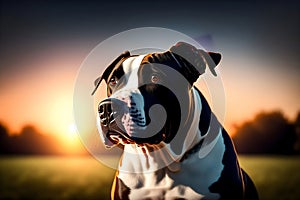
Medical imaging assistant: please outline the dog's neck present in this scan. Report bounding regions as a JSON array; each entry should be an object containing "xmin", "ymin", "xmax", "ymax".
[{"xmin": 118, "ymin": 88, "xmax": 203, "ymax": 173}]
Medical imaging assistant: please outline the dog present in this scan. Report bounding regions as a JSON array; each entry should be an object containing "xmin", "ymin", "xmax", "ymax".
[{"xmin": 92, "ymin": 42, "xmax": 259, "ymax": 200}]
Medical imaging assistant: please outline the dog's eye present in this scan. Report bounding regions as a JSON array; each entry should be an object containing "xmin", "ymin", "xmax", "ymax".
[
  {"xmin": 109, "ymin": 76, "xmax": 118, "ymax": 86},
  {"xmin": 151, "ymin": 74, "xmax": 160, "ymax": 83}
]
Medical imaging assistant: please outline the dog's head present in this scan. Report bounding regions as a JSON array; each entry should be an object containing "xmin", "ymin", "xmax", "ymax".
[{"xmin": 92, "ymin": 42, "xmax": 221, "ymax": 148}]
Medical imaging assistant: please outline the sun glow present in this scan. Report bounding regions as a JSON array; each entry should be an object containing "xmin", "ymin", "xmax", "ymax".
[
  {"xmin": 68, "ymin": 123, "xmax": 78, "ymax": 136},
  {"xmin": 55, "ymin": 122, "xmax": 86, "ymax": 155},
  {"xmin": 43, "ymin": 94, "xmax": 84, "ymax": 153}
]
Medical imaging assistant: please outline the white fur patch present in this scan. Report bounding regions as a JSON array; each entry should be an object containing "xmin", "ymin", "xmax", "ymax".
[
  {"xmin": 165, "ymin": 88, "xmax": 203, "ymax": 161},
  {"xmin": 122, "ymin": 55, "xmax": 146, "ymax": 90}
]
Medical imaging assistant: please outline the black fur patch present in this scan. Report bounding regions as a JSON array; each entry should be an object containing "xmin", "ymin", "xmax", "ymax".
[
  {"xmin": 209, "ymin": 129, "xmax": 244, "ymax": 199},
  {"xmin": 113, "ymin": 177, "xmax": 131, "ymax": 200}
]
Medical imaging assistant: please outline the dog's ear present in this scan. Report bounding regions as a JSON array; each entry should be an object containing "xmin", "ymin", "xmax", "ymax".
[
  {"xmin": 169, "ymin": 42, "xmax": 221, "ymax": 79},
  {"xmin": 208, "ymin": 51, "xmax": 222, "ymax": 68},
  {"xmin": 91, "ymin": 51, "xmax": 131, "ymax": 95}
]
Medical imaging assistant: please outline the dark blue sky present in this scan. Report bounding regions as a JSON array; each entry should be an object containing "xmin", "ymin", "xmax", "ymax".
[{"xmin": 1, "ymin": 0, "xmax": 299, "ymax": 72}]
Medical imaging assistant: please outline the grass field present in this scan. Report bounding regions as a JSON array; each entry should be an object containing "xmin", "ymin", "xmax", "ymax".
[{"xmin": 0, "ymin": 155, "xmax": 299, "ymax": 200}]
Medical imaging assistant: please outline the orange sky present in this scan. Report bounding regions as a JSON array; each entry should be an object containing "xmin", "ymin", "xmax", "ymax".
[
  {"xmin": 0, "ymin": 47, "xmax": 85, "ymax": 152},
  {"xmin": 0, "ymin": 43, "xmax": 299, "ymax": 155}
]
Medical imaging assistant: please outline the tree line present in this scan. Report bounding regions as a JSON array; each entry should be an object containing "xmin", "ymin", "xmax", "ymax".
[
  {"xmin": 0, "ymin": 110, "xmax": 300, "ymax": 155},
  {"xmin": 0, "ymin": 125, "xmax": 64, "ymax": 155},
  {"xmin": 232, "ymin": 110, "xmax": 300, "ymax": 154}
]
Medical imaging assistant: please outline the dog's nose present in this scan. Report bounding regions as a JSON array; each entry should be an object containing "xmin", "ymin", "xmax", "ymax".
[
  {"xmin": 98, "ymin": 99, "xmax": 123, "ymax": 127},
  {"xmin": 98, "ymin": 99, "xmax": 115, "ymax": 127}
]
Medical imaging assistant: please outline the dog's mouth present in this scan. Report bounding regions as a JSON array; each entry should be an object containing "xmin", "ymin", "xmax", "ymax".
[
  {"xmin": 105, "ymin": 130, "xmax": 136, "ymax": 147},
  {"xmin": 103, "ymin": 124, "xmax": 167, "ymax": 148}
]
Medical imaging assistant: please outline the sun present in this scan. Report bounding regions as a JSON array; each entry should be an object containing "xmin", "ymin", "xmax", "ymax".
[
  {"xmin": 68, "ymin": 123, "xmax": 78, "ymax": 137},
  {"xmin": 65, "ymin": 122, "xmax": 81, "ymax": 144},
  {"xmin": 65, "ymin": 131, "xmax": 79, "ymax": 145},
  {"xmin": 55, "ymin": 122, "xmax": 84, "ymax": 154}
]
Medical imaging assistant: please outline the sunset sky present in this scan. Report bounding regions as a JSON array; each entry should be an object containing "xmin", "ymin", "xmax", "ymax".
[{"xmin": 0, "ymin": 0, "xmax": 299, "ymax": 153}]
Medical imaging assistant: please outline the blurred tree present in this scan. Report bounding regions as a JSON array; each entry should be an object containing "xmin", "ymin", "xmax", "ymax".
[
  {"xmin": 0, "ymin": 123, "xmax": 62, "ymax": 155},
  {"xmin": 0, "ymin": 123, "xmax": 8, "ymax": 137},
  {"xmin": 0, "ymin": 123, "xmax": 9, "ymax": 154},
  {"xmin": 233, "ymin": 111, "xmax": 296, "ymax": 154},
  {"xmin": 16, "ymin": 125, "xmax": 54, "ymax": 154},
  {"xmin": 293, "ymin": 112, "xmax": 300, "ymax": 153}
]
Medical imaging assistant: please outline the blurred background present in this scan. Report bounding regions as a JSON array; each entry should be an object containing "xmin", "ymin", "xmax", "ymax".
[{"xmin": 0, "ymin": 0, "xmax": 299, "ymax": 199}]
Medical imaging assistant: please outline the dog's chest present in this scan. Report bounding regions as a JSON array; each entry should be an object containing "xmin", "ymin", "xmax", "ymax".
[
  {"xmin": 128, "ymin": 175, "xmax": 206, "ymax": 200},
  {"xmin": 117, "ymin": 135, "xmax": 225, "ymax": 200},
  {"xmin": 118, "ymin": 162, "xmax": 222, "ymax": 200}
]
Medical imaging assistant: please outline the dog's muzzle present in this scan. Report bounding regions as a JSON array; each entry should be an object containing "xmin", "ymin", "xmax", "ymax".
[
  {"xmin": 98, "ymin": 96, "xmax": 168, "ymax": 147},
  {"xmin": 98, "ymin": 98, "xmax": 131, "ymax": 146}
]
